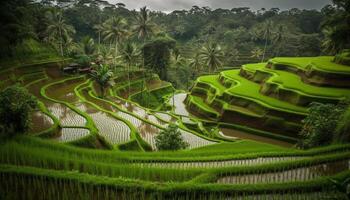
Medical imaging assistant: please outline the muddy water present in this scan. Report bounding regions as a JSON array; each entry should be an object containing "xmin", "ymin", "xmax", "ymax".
[
  {"xmin": 26, "ymin": 77, "xmax": 86, "ymax": 127},
  {"xmin": 92, "ymin": 89, "xmax": 215, "ymax": 150},
  {"xmin": 91, "ymin": 88, "xmax": 216, "ymax": 150},
  {"xmin": 21, "ymin": 72, "xmax": 46, "ymax": 86},
  {"xmin": 76, "ymin": 102, "xmax": 131, "ymax": 145},
  {"xmin": 54, "ymin": 128, "xmax": 90, "ymax": 142},
  {"xmin": 217, "ymin": 159, "xmax": 350, "ymax": 184},
  {"xmin": 220, "ymin": 128, "xmax": 294, "ymax": 148},
  {"xmin": 30, "ymin": 111, "xmax": 54, "ymax": 134},
  {"xmin": 169, "ymin": 93, "xmax": 190, "ymax": 116},
  {"xmin": 138, "ymin": 157, "xmax": 305, "ymax": 169},
  {"xmin": 46, "ymin": 78, "xmax": 85, "ymax": 103},
  {"xmin": 45, "ymin": 65, "xmax": 63, "ymax": 79},
  {"xmin": 48, "ymin": 103, "xmax": 86, "ymax": 126}
]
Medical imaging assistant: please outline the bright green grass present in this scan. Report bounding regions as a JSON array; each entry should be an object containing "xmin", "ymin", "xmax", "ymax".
[
  {"xmin": 270, "ymin": 56, "xmax": 350, "ymax": 73},
  {"xmin": 190, "ymin": 140, "xmax": 291, "ymax": 154},
  {"xmin": 188, "ymin": 95, "xmax": 220, "ymax": 117},
  {"xmin": 221, "ymin": 70, "xmax": 307, "ymax": 114},
  {"xmin": 243, "ymin": 63, "xmax": 350, "ymax": 99},
  {"xmin": 198, "ymin": 75, "xmax": 227, "ymax": 95}
]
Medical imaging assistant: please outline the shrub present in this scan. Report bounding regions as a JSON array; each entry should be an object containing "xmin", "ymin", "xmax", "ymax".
[
  {"xmin": 155, "ymin": 124, "xmax": 189, "ymax": 151},
  {"xmin": 299, "ymin": 102, "xmax": 347, "ymax": 149},
  {"xmin": 334, "ymin": 49, "xmax": 350, "ymax": 66},
  {"xmin": 0, "ymin": 85, "xmax": 37, "ymax": 137},
  {"xmin": 75, "ymin": 54, "xmax": 91, "ymax": 67},
  {"xmin": 335, "ymin": 106, "xmax": 350, "ymax": 143}
]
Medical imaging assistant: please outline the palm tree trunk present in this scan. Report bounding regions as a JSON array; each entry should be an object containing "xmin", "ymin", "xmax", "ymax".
[
  {"xmin": 98, "ymin": 32, "xmax": 101, "ymax": 54},
  {"xmin": 140, "ymin": 38, "xmax": 145, "ymax": 102},
  {"xmin": 262, "ymin": 30, "xmax": 268, "ymax": 62},
  {"xmin": 100, "ymin": 85, "xmax": 105, "ymax": 99},
  {"xmin": 59, "ymin": 27, "xmax": 64, "ymax": 57},
  {"xmin": 128, "ymin": 63, "xmax": 130, "ymax": 95}
]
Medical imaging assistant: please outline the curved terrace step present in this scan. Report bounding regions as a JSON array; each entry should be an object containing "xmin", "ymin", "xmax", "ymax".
[
  {"xmin": 217, "ymin": 159, "xmax": 350, "ymax": 184},
  {"xmin": 268, "ymin": 56, "xmax": 350, "ymax": 87},
  {"xmin": 241, "ymin": 63, "xmax": 350, "ymax": 106}
]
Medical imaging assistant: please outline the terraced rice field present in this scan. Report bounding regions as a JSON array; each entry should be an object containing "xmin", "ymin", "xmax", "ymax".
[
  {"xmin": 217, "ymin": 159, "xmax": 350, "ymax": 184},
  {"xmin": 136, "ymin": 156, "xmax": 304, "ymax": 168},
  {"xmin": 76, "ymin": 103, "xmax": 131, "ymax": 145},
  {"xmin": 54, "ymin": 128, "xmax": 90, "ymax": 142},
  {"xmin": 155, "ymin": 112, "xmax": 177, "ymax": 122},
  {"xmin": 2, "ymin": 38, "xmax": 350, "ymax": 199},
  {"xmin": 47, "ymin": 103, "xmax": 86, "ymax": 127},
  {"xmin": 242, "ymin": 63, "xmax": 350, "ymax": 99}
]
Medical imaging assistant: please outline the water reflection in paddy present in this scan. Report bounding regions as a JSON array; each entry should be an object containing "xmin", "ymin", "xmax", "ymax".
[
  {"xmin": 217, "ymin": 159, "xmax": 350, "ymax": 184},
  {"xmin": 54, "ymin": 128, "xmax": 90, "ymax": 142},
  {"xmin": 76, "ymin": 103, "xmax": 131, "ymax": 145}
]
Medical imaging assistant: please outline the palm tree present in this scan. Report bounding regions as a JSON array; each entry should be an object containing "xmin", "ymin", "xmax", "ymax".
[
  {"xmin": 93, "ymin": 23, "xmax": 103, "ymax": 53},
  {"xmin": 321, "ymin": 27, "xmax": 346, "ymax": 54},
  {"xmin": 132, "ymin": 6, "xmax": 156, "ymax": 42},
  {"xmin": 199, "ymin": 43, "xmax": 224, "ymax": 73},
  {"xmin": 225, "ymin": 48, "xmax": 240, "ymax": 65},
  {"xmin": 96, "ymin": 46, "xmax": 114, "ymax": 65},
  {"xmin": 189, "ymin": 52, "xmax": 202, "ymax": 78},
  {"xmin": 273, "ymin": 25, "xmax": 286, "ymax": 56},
  {"xmin": 45, "ymin": 10, "xmax": 75, "ymax": 56},
  {"xmin": 81, "ymin": 36, "xmax": 95, "ymax": 55},
  {"xmin": 90, "ymin": 64, "xmax": 115, "ymax": 98},
  {"xmin": 119, "ymin": 42, "xmax": 140, "ymax": 94},
  {"xmin": 132, "ymin": 6, "xmax": 156, "ymax": 101},
  {"xmin": 102, "ymin": 16, "xmax": 128, "ymax": 62},
  {"xmin": 260, "ymin": 20, "xmax": 274, "ymax": 62},
  {"xmin": 251, "ymin": 47, "xmax": 263, "ymax": 60}
]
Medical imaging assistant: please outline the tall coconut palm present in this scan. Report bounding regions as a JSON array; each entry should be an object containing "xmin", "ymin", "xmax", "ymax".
[
  {"xmin": 81, "ymin": 36, "xmax": 95, "ymax": 55},
  {"xmin": 102, "ymin": 16, "xmax": 128, "ymax": 62},
  {"xmin": 199, "ymin": 43, "xmax": 224, "ymax": 73},
  {"xmin": 90, "ymin": 64, "xmax": 115, "ymax": 98},
  {"xmin": 132, "ymin": 6, "xmax": 156, "ymax": 42},
  {"xmin": 93, "ymin": 23, "xmax": 104, "ymax": 53},
  {"xmin": 251, "ymin": 47, "xmax": 263, "ymax": 59},
  {"xmin": 260, "ymin": 20, "xmax": 274, "ymax": 62},
  {"xmin": 322, "ymin": 27, "xmax": 345, "ymax": 54},
  {"xmin": 189, "ymin": 52, "xmax": 202, "ymax": 78},
  {"xmin": 132, "ymin": 6, "xmax": 156, "ymax": 100},
  {"xmin": 119, "ymin": 42, "xmax": 140, "ymax": 94},
  {"xmin": 225, "ymin": 48, "xmax": 240, "ymax": 66},
  {"xmin": 45, "ymin": 10, "xmax": 75, "ymax": 56},
  {"xmin": 273, "ymin": 25, "xmax": 286, "ymax": 56}
]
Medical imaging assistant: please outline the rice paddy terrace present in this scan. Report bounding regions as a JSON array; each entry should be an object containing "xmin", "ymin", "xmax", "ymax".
[
  {"xmin": 1, "ymin": 57, "xmax": 350, "ymax": 199},
  {"xmin": 187, "ymin": 56, "xmax": 350, "ymax": 143}
]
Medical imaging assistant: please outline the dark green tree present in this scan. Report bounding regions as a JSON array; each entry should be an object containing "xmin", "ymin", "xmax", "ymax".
[
  {"xmin": 155, "ymin": 124, "xmax": 189, "ymax": 151},
  {"xmin": 143, "ymin": 36, "xmax": 176, "ymax": 80},
  {"xmin": 90, "ymin": 64, "xmax": 115, "ymax": 98},
  {"xmin": 199, "ymin": 43, "xmax": 224, "ymax": 73},
  {"xmin": 321, "ymin": 0, "xmax": 350, "ymax": 53},
  {"xmin": 299, "ymin": 102, "xmax": 347, "ymax": 149},
  {"xmin": 0, "ymin": 85, "xmax": 37, "ymax": 137}
]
